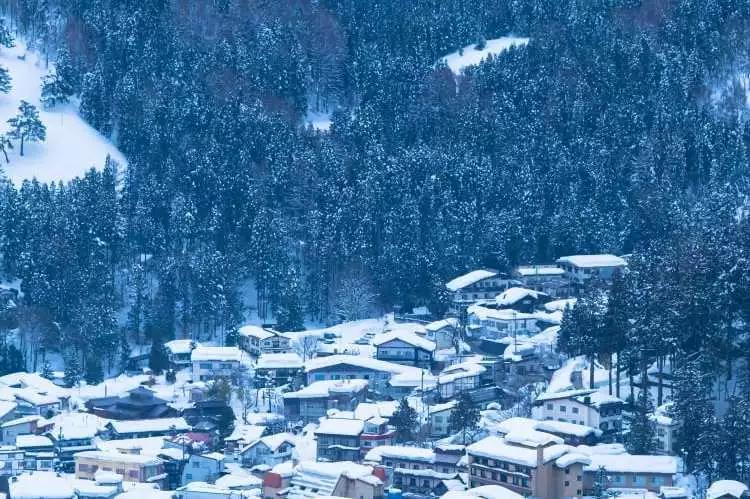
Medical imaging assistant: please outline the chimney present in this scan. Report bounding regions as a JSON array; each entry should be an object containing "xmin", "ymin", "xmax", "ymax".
[{"xmin": 536, "ymin": 445, "xmax": 543, "ymax": 468}]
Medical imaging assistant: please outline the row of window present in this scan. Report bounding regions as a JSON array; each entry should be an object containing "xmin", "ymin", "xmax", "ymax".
[
  {"xmin": 472, "ymin": 457, "xmax": 531, "ymax": 475},
  {"xmin": 471, "ymin": 467, "xmax": 530, "ymax": 488}
]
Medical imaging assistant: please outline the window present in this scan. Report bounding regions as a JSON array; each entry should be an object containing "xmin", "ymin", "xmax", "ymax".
[
  {"xmin": 199, "ymin": 363, "xmax": 212, "ymax": 369},
  {"xmin": 185, "ymin": 473, "xmax": 192, "ymax": 480},
  {"xmin": 633, "ymin": 475, "xmax": 645, "ymax": 486},
  {"xmin": 572, "ymin": 407, "xmax": 579, "ymax": 414},
  {"xmin": 193, "ymin": 461, "xmax": 201, "ymax": 468},
  {"xmin": 559, "ymin": 405, "xmax": 566, "ymax": 412},
  {"xmin": 565, "ymin": 468, "xmax": 570, "ymax": 475},
  {"xmin": 564, "ymin": 481, "xmax": 570, "ymax": 487},
  {"xmin": 546, "ymin": 403, "xmax": 553, "ymax": 410}
]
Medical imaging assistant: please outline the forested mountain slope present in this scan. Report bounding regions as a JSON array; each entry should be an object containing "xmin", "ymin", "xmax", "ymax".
[{"xmin": 1, "ymin": 4, "xmax": 750, "ymax": 473}]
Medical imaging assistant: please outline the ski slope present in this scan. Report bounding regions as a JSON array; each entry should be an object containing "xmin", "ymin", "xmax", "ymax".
[{"xmin": 0, "ymin": 39, "xmax": 126, "ymax": 185}]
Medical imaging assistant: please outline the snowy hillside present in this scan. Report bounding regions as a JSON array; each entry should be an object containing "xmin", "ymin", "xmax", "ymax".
[
  {"xmin": 440, "ymin": 36, "xmax": 530, "ymax": 74},
  {"xmin": 0, "ymin": 40, "xmax": 125, "ymax": 185}
]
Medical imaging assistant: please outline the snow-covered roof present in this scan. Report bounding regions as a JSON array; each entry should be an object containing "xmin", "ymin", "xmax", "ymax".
[
  {"xmin": 283, "ymin": 379, "xmax": 368, "ymax": 399},
  {"xmin": 10, "ymin": 471, "xmax": 75, "ymax": 499},
  {"xmin": 467, "ymin": 436, "xmax": 538, "ymax": 467},
  {"xmin": 164, "ymin": 339, "xmax": 196, "ymax": 355},
  {"xmin": 556, "ymin": 254, "xmax": 627, "ymax": 268},
  {"xmin": 0, "ymin": 400, "xmax": 16, "ymax": 419},
  {"xmin": 353, "ymin": 401, "xmax": 398, "ymax": 421},
  {"xmin": 48, "ymin": 412, "xmax": 108, "ymax": 440},
  {"xmin": 190, "ymin": 346, "xmax": 242, "ymax": 363},
  {"xmin": 0, "ymin": 372, "xmax": 69, "ymax": 400},
  {"xmin": 371, "ymin": 330, "xmax": 436, "ymax": 352},
  {"xmin": 707, "ymin": 480, "xmax": 749, "ymax": 499},
  {"xmin": 238, "ymin": 325, "xmax": 276, "ymax": 341},
  {"xmin": 535, "ymin": 388, "xmax": 596, "ymax": 402},
  {"xmin": 257, "ymin": 432, "xmax": 295, "ymax": 452},
  {"xmin": 1, "ymin": 415, "xmax": 45, "ymax": 428},
  {"xmin": 314, "ymin": 417, "xmax": 364, "ymax": 436},
  {"xmin": 215, "ymin": 472, "xmax": 263, "ymax": 489},
  {"xmin": 15, "ymin": 434, "xmax": 53, "ymax": 448},
  {"xmin": 468, "ymin": 435, "xmax": 578, "ymax": 468},
  {"xmin": 440, "ymin": 37, "xmax": 530, "ymax": 74},
  {"xmin": 96, "ymin": 436, "xmax": 169, "ymax": 456},
  {"xmin": 441, "ymin": 485, "xmax": 524, "ymax": 499},
  {"xmin": 446, "ymin": 270, "xmax": 498, "ymax": 292},
  {"xmin": 583, "ymin": 454, "xmax": 681, "ymax": 475},
  {"xmin": 75, "ymin": 450, "xmax": 162, "ymax": 466},
  {"xmin": 304, "ymin": 354, "xmax": 418, "ymax": 375},
  {"xmin": 430, "ymin": 400, "xmax": 458, "ymax": 414},
  {"xmin": 14, "ymin": 387, "xmax": 60, "ymax": 406},
  {"xmin": 225, "ymin": 424, "xmax": 267, "ymax": 443},
  {"xmin": 438, "ymin": 362, "xmax": 486, "ymax": 385},
  {"xmin": 109, "ymin": 417, "xmax": 189, "ymax": 435},
  {"xmin": 256, "ymin": 353, "xmax": 303, "ymax": 370},
  {"xmin": 514, "ymin": 265, "xmax": 565, "ymax": 277},
  {"xmin": 495, "ymin": 287, "xmax": 546, "ymax": 307},
  {"xmin": 365, "ymin": 445, "xmax": 435, "ymax": 464},
  {"xmin": 466, "ymin": 305, "xmax": 537, "ymax": 322},
  {"xmin": 555, "ymin": 452, "xmax": 592, "ymax": 468},
  {"xmin": 289, "ymin": 461, "xmax": 379, "ymax": 498},
  {"xmin": 497, "ymin": 417, "xmax": 600, "ymax": 438},
  {"xmin": 504, "ymin": 429, "xmax": 563, "ymax": 448},
  {"xmin": 544, "ymin": 298, "xmax": 577, "ymax": 312},
  {"xmin": 425, "ymin": 318, "xmax": 458, "ymax": 332}
]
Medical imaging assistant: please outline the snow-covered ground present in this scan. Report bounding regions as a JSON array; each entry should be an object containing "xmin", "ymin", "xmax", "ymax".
[
  {"xmin": 0, "ymin": 39, "xmax": 126, "ymax": 185},
  {"xmin": 440, "ymin": 36, "xmax": 530, "ymax": 74},
  {"xmin": 304, "ymin": 109, "xmax": 332, "ymax": 132}
]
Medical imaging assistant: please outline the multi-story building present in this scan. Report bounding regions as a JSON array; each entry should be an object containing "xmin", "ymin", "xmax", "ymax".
[
  {"xmin": 467, "ymin": 305, "xmax": 540, "ymax": 340},
  {"xmin": 582, "ymin": 453, "xmax": 682, "ymax": 493},
  {"xmin": 181, "ymin": 452, "xmax": 225, "ymax": 485},
  {"xmin": 239, "ymin": 432, "xmax": 295, "ymax": 468},
  {"xmin": 467, "ymin": 431, "xmax": 591, "ymax": 499},
  {"xmin": 365, "ymin": 444, "xmax": 463, "ymax": 495},
  {"xmin": 191, "ymin": 346, "xmax": 244, "ymax": 382},
  {"xmin": 106, "ymin": 417, "xmax": 190, "ymax": 440},
  {"xmin": 315, "ymin": 417, "xmax": 364, "ymax": 462},
  {"xmin": 255, "ymin": 353, "xmax": 304, "ymax": 388},
  {"xmin": 164, "ymin": 339, "xmax": 197, "ymax": 368},
  {"xmin": 653, "ymin": 402, "xmax": 678, "ymax": 455},
  {"xmin": 304, "ymin": 354, "xmax": 422, "ymax": 396},
  {"xmin": 446, "ymin": 269, "xmax": 513, "ymax": 312},
  {"xmin": 283, "ymin": 379, "xmax": 368, "ymax": 424},
  {"xmin": 556, "ymin": 254, "xmax": 627, "ymax": 287},
  {"xmin": 0, "ymin": 445, "xmax": 25, "ymax": 476},
  {"xmin": 532, "ymin": 389, "xmax": 623, "ymax": 440},
  {"xmin": 512, "ymin": 265, "xmax": 568, "ymax": 297},
  {"xmin": 238, "ymin": 325, "xmax": 290, "ymax": 357},
  {"xmin": 373, "ymin": 331, "xmax": 435, "ymax": 368},
  {"xmin": 75, "ymin": 450, "xmax": 166, "ymax": 487},
  {"xmin": 285, "ymin": 461, "xmax": 384, "ymax": 499}
]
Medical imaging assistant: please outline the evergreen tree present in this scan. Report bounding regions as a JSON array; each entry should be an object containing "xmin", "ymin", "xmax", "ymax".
[
  {"xmin": 0, "ymin": 20, "xmax": 13, "ymax": 49},
  {"xmin": 0, "ymin": 134, "xmax": 13, "ymax": 163},
  {"xmin": 40, "ymin": 71, "xmax": 72, "ymax": 109},
  {"xmin": 7, "ymin": 101, "xmax": 46, "ymax": 156},
  {"xmin": 625, "ymin": 389, "xmax": 657, "ymax": 454},
  {"xmin": 0, "ymin": 66, "xmax": 11, "ymax": 94},
  {"xmin": 448, "ymin": 392, "xmax": 480, "ymax": 444},
  {"xmin": 64, "ymin": 352, "xmax": 81, "ymax": 387},
  {"xmin": 40, "ymin": 360, "xmax": 53, "ymax": 380},
  {"xmin": 391, "ymin": 398, "xmax": 418, "ymax": 442},
  {"xmin": 148, "ymin": 340, "xmax": 169, "ymax": 375},
  {"xmin": 84, "ymin": 356, "xmax": 104, "ymax": 385}
]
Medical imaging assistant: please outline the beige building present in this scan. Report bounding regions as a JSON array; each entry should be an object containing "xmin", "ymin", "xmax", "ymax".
[
  {"xmin": 467, "ymin": 431, "xmax": 591, "ymax": 499},
  {"xmin": 75, "ymin": 450, "xmax": 165, "ymax": 487},
  {"xmin": 582, "ymin": 453, "xmax": 681, "ymax": 493}
]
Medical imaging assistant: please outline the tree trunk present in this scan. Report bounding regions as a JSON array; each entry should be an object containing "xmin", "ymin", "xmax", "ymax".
[
  {"xmin": 608, "ymin": 353, "xmax": 613, "ymax": 395},
  {"xmin": 589, "ymin": 355, "xmax": 595, "ymax": 389},
  {"xmin": 19, "ymin": 135, "xmax": 24, "ymax": 156},
  {"xmin": 615, "ymin": 354, "xmax": 621, "ymax": 399},
  {"xmin": 657, "ymin": 356, "xmax": 664, "ymax": 406}
]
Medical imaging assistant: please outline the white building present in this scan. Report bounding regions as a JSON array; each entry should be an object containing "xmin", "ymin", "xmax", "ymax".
[
  {"xmin": 182, "ymin": 452, "xmax": 225, "ymax": 485},
  {"xmin": 191, "ymin": 347, "xmax": 243, "ymax": 381},
  {"xmin": 238, "ymin": 325, "xmax": 290, "ymax": 357},
  {"xmin": 556, "ymin": 254, "xmax": 627, "ymax": 286},
  {"xmin": 238, "ymin": 432, "xmax": 295, "ymax": 468},
  {"xmin": 467, "ymin": 305, "xmax": 540, "ymax": 340},
  {"xmin": 437, "ymin": 362, "xmax": 486, "ymax": 399},
  {"xmin": 165, "ymin": 339, "xmax": 197, "ymax": 368},
  {"xmin": 446, "ymin": 269, "xmax": 513, "ymax": 311},
  {"xmin": 532, "ymin": 389, "xmax": 623, "ymax": 440},
  {"xmin": 652, "ymin": 402, "xmax": 677, "ymax": 455}
]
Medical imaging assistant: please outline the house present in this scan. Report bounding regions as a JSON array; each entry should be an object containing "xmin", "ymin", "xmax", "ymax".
[
  {"xmin": 582, "ymin": 453, "xmax": 682, "ymax": 493},
  {"xmin": 446, "ymin": 269, "xmax": 514, "ymax": 311},
  {"xmin": 425, "ymin": 319, "xmax": 459, "ymax": 350},
  {"xmin": 181, "ymin": 452, "xmax": 225, "ymax": 485},
  {"xmin": 75, "ymin": 450, "xmax": 166, "ymax": 487},
  {"xmin": 283, "ymin": 379, "xmax": 368, "ymax": 424},
  {"xmin": 467, "ymin": 305, "xmax": 540, "ymax": 340},
  {"xmin": 224, "ymin": 424, "xmax": 267, "ymax": 455},
  {"xmin": 0, "ymin": 372, "xmax": 71, "ymax": 410},
  {"xmin": 164, "ymin": 339, "xmax": 197, "ymax": 368},
  {"xmin": 239, "ymin": 432, "xmax": 295, "ymax": 468},
  {"xmin": 442, "ymin": 484, "xmax": 523, "ymax": 499},
  {"xmin": 357, "ymin": 415, "xmax": 396, "ymax": 456},
  {"xmin": 191, "ymin": 347, "xmax": 244, "ymax": 382},
  {"xmin": 106, "ymin": 417, "xmax": 190, "ymax": 440},
  {"xmin": 0, "ymin": 445, "xmax": 25, "ymax": 476},
  {"xmin": 652, "ymin": 402, "xmax": 677, "ymax": 455},
  {"xmin": 13, "ymin": 388, "xmax": 61, "ymax": 417},
  {"xmin": 85, "ymin": 386, "xmax": 177, "ymax": 420},
  {"xmin": 263, "ymin": 461, "xmax": 295, "ymax": 499},
  {"xmin": 10, "ymin": 470, "xmax": 75, "ymax": 499},
  {"xmin": 365, "ymin": 444, "xmax": 463, "ymax": 496},
  {"xmin": 707, "ymin": 480, "xmax": 749, "ymax": 499},
  {"xmin": 254, "ymin": 353, "xmax": 303, "ymax": 388},
  {"xmin": 467, "ymin": 431, "xmax": 591, "ymax": 498},
  {"xmin": 45, "ymin": 413, "xmax": 104, "ymax": 467},
  {"xmin": 181, "ymin": 399, "xmax": 236, "ymax": 438},
  {"xmin": 285, "ymin": 461, "xmax": 384, "ymax": 499},
  {"xmin": 1, "ymin": 415, "xmax": 52, "ymax": 445},
  {"xmin": 496, "ymin": 417, "xmax": 601, "ymax": 446},
  {"xmin": 315, "ymin": 417, "xmax": 364, "ymax": 462},
  {"xmin": 532, "ymin": 389, "xmax": 623, "ymax": 441},
  {"xmin": 238, "ymin": 325, "xmax": 290, "ymax": 356},
  {"xmin": 429, "ymin": 400, "xmax": 458, "ymax": 438},
  {"xmin": 372, "ymin": 330, "xmax": 435, "ymax": 368},
  {"xmin": 494, "ymin": 287, "xmax": 549, "ymax": 313},
  {"xmin": 304, "ymin": 354, "xmax": 424, "ymax": 396},
  {"xmin": 556, "ymin": 254, "xmax": 627, "ymax": 287},
  {"xmin": 437, "ymin": 362, "xmax": 486, "ymax": 400},
  {"xmin": 16, "ymin": 434, "xmax": 55, "ymax": 470},
  {"xmin": 512, "ymin": 265, "xmax": 568, "ymax": 297}
]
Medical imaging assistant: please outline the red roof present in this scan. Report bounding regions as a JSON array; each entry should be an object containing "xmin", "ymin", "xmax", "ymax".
[{"xmin": 263, "ymin": 472, "xmax": 283, "ymax": 488}]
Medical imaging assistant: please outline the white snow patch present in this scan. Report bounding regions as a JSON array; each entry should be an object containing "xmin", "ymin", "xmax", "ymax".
[
  {"xmin": 0, "ymin": 39, "xmax": 126, "ymax": 185},
  {"xmin": 440, "ymin": 37, "xmax": 529, "ymax": 74}
]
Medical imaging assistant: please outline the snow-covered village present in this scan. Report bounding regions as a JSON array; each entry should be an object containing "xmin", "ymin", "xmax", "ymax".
[{"xmin": 0, "ymin": 1, "xmax": 747, "ymax": 499}]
